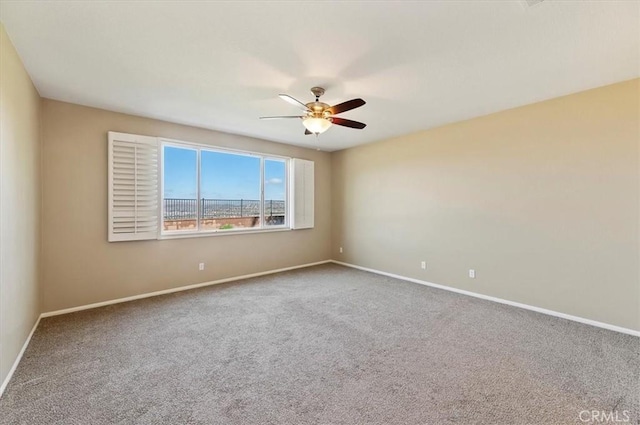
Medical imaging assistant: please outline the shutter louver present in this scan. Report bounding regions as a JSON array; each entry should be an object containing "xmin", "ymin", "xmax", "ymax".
[
  {"xmin": 291, "ymin": 158, "xmax": 314, "ymax": 229},
  {"xmin": 108, "ymin": 132, "xmax": 159, "ymax": 242}
]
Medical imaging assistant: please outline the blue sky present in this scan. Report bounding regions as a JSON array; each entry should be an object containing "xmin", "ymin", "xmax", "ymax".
[{"xmin": 163, "ymin": 146, "xmax": 285, "ymax": 200}]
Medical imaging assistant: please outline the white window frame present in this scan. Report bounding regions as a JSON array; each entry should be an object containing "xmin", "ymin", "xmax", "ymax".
[{"xmin": 159, "ymin": 138, "xmax": 290, "ymax": 238}]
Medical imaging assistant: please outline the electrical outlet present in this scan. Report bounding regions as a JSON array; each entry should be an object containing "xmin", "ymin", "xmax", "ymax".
[
  {"xmin": 469, "ymin": 269, "xmax": 475, "ymax": 279},
  {"xmin": 421, "ymin": 261, "xmax": 426, "ymax": 270},
  {"xmin": 339, "ymin": 247, "xmax": 343, "ymax": 253},
  {"xmin": 199, "ymin": 263, "xmax": 205, "ymax": 271}
]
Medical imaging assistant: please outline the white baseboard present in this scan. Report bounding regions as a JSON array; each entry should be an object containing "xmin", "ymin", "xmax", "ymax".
[
  {"xmin": 41, "ymin": 260, "xmax": 332, "ymax": 318},
  {"xmin": 331, "ymin": 260, "xmax": 640, "ymax": 337},
  {"xmin": 0, "ymin": 315, "xmax": 41, "ymax": 398}
]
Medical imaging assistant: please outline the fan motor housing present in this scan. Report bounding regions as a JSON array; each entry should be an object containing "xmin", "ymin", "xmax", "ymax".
[{"xmin": 306, "ymin": 101, "xmax": 330, "ymax": 117}]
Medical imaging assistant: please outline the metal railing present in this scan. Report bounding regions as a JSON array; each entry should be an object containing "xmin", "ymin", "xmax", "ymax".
[{"xmin": 163, "ymin": 198, "xmax": 285, "ymax": 220}]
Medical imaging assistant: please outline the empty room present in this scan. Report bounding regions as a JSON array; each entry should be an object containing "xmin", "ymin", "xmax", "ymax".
[{"xmin": 0, "ymin": 1, "xmax": 638, "ymax": 424}]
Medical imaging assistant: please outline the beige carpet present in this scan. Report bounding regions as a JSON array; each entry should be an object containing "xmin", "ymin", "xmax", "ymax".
[{"xmin": 0, "ymin": 264, "xmax": 638, "ymax": 424}]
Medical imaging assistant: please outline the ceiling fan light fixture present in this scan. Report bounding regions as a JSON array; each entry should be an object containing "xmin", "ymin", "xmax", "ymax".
[
  {"xmin": 302, "ymin": 117, "xmax": 331, "ymax": 134},
  {"xmin": 262, "ymin": 87, "xmax": 366, "ymax": 136}
]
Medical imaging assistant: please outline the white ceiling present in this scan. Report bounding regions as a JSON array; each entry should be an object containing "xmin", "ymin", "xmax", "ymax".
[{"xmin": 1, "ymin": 1, "xmax": 638, "ymax": 151}]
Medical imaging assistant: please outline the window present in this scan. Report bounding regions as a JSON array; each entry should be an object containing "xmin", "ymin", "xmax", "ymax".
[
  {"xmin": 161, "ymin": 142, "xmax": 288, "ymax": 234},
  {"xmin": 264, "ymin": 159, "xmax": 287, "ymax": 227},
  {"xmin": 163, "ymin": 146, "xmax": 198, "ymax": 231},
  {"xmin": 108, "ymin": 131, "xmax": 312, "ymax": 242}
]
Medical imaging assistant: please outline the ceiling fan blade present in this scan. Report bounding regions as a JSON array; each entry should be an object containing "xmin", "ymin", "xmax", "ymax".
[
  {"xmin": 279, "ymin": 94, "xmax": 310, "ymax": 111},
  {"xmin": 331, "ymin": 117, "xmax": 367, "ymax": 129},
  {"xmin": 304, "ymin": 129, "xmax": 312, "ymax": 135},
  {"xmin": 259, "ymin": 116, "xmax": 304, "ymax": 120},
  {"xmin": 328, "ymin": 98, "xmax": 366, "ymax": 115}
]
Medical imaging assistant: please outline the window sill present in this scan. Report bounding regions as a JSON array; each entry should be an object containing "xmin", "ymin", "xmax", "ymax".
[{"xmin": 158, "ymin": 227, "xmax": 292, "ymax": 240}]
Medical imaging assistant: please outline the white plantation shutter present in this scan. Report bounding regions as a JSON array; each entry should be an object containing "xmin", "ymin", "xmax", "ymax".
[
  {"xmin": 290, "ymin": 158, "xmax": 314, "ymax": 229},
  {"xmin": 108, "ymin": 132, "xmax": 159, "ymax": 242}
]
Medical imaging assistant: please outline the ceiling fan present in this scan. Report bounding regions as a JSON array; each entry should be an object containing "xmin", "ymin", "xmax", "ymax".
[{"xmin": 260, "ymin": 87, "xmax": 366, "ymax": 136}]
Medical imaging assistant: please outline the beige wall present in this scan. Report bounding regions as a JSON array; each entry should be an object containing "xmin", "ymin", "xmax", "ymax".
[
  {"xmin": 3, "ymin": 32, "xmax": 638, "ymax": 373},
  {"xmin": 41, "ymin": 100, "xmax": 331, "ymax": 312},
  {"xmin": 0, "ymin": 25, "xmax": 41, "ymax": 385},
  {"xmin": 332, "ymin": 79, "xmax": 640, "ymax": 331}
]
